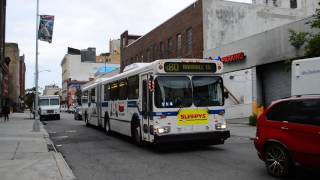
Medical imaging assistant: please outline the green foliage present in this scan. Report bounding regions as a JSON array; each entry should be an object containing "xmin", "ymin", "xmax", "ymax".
[
  {"xmin": 310, "ymin": 2, "xmax": 320, "ymax": 29},
  {"xmin": 24, "ymin": 87, "xmax": 36, "ymax": 109},
  {"xmin": 305, "ymin": 34, "xmax": 320, "ymax": 57},
  {"xmin": 288, "ymin": 30, "xmax": 308, "ymax": 50},
  {"xmin": 304, "ymin": 1, "xmax": 320, "ymax": 57},
  {"xmin": 249, "ymin": 114, "xmax": 257, "ymax": 126}
]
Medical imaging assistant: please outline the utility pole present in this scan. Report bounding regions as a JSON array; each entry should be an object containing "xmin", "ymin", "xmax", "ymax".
[{"xmin": 33, "ymin": 0, "xmax": 40, "ymax": 132}]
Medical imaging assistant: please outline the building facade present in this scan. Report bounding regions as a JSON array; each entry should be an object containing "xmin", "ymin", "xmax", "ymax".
[
  {"xmin": 0, "ymin": 0, "xmax": 8, "ymax": 108},
  {"xmin": 43, "ymin": 84, "xmax": 61, "ymax": 96},
  {"xmin": 203, "ymin": 0, "xmax": 319, "ymax": 119},
  {"xmin": 205, "ymin": 17, "xmax": 318, "ymax": 119},
  {"xmin": 120, "ymin": 0, "xmax": 203, "ymax": 71},
  {"xmin": 19, "ymin": 55, "xmax": 25, "ymax": 109},
  {"xmin": 5, "ymin": 43, "xmax": 24, "ymax": 111},
  {"xmin": 61, "ymin": 45, "xmax": 120, "ymax": 108},
  {"xmin": 119, "ymin": 0, "xmax": 318, "ymax": 119}
]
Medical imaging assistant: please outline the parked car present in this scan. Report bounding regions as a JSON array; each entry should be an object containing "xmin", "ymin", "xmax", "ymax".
[
  {"xmin": 254, "ymin": 95, "xmax": 320, "ymax": 177},
  {"xmin": 74, "ymin": 107, "xmax": 82, "ymax": 120}
]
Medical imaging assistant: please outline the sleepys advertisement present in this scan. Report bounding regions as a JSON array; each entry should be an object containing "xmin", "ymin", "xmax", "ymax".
[{"xmin": 177, "ymin": 109, "xmax": 209, "ymax": 126}]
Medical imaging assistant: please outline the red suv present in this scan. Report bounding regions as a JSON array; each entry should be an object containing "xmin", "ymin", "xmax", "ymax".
[{"xmin": 254, "ymin": 96, "xmax": 320, "ymax": 177}]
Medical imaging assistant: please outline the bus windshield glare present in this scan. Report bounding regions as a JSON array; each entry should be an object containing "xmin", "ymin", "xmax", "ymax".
[
  {"xmin": 155, "ymin": 76, "xmax": 223, "ymax": 108},
  {"xmin": 155, "ymin": 76, "xmax": 192, "ymax": 108},
  {"xmin": 192, "ymin": 76, "xmax": 224, "ymax": 106}
]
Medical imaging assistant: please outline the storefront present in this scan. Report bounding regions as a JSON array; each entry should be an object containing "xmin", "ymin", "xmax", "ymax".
[{"xmin": 204, "ymin": 17, "xmax": 314, "ymax": 119}]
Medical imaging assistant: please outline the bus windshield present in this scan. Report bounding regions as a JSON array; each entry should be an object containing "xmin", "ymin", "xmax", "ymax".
[
  {"xmin": 192, "ymin": 76, "xmax": 224, "ymax": 106},
  {"xmin": 155, "ymin": 76, "xmax": 192, "ymax": 108},
  {"xmin": 50, "ymin": 99, "xmax": 59, "ymax": 105},
  {"xmin": 155, "ymin": 76, "xmax": 224, "ymax": 108}
]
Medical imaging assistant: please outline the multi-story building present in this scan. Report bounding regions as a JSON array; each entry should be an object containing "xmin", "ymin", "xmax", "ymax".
[
  {"xmin": 43, "ymin": 84, "xmax": 61, "ymax": 96},
  {"xmin": 202, "ymin": 0, "xmax": 319, "ymax": 119},
  {"xmin": 120, "ymin": 0, "xmax": 203, "ymax": 71},
  {"xmin": 19, "ymin": 55, "xmax": 25, "ymax": 109},
  {"xmin": 120, "ymin": 0, "xmax": 318, "ymax": 119},
  {"xmin": 61, "ymin": 46, "xmax": 120, "ymax": 108},
  {"xmin": 5, "ymin": 43, "xmax": 25, "ymax": 111},
  {"xmin": 0, "ymin": 0, "xmax": 8, "ymax": 108}
]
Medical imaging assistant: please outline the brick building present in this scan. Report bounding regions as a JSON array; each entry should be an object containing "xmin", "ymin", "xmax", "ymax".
[{"xmin": 120, "ymin": 0, "xmax": 203, "ymax": 71}]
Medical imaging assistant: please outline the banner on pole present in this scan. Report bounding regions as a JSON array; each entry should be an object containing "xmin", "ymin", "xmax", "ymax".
[{"xmin": 38, "ymin": 15, "xmax": 54, "ymax": 43}]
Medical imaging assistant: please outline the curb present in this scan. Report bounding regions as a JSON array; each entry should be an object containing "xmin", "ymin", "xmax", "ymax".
[{"xmin": 41, "ymin": 123, "xmax": 76, "ymax": 180}]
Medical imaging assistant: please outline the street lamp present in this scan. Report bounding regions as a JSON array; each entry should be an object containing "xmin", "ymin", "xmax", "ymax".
[
  {"xmin": 33, "ymin": 0, "xmax": 40, "ymax": 132},
  {"xmin": 32, "ymin": 68, "xmax": 50, "ymax": 131}
]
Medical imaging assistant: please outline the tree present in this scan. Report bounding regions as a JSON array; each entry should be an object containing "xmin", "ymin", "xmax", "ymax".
[
  {"xmin": 305, "ymin": 1, "xmax": 320, "ymax": 57},
  {"xmin": 24, "ymin": 87, "xmax": 36, "ymax": 109}
]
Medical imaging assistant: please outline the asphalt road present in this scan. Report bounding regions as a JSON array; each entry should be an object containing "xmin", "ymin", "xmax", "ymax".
[{"xmin": 43, "ymin": 113, "xmax": 319, "ymax": 180}]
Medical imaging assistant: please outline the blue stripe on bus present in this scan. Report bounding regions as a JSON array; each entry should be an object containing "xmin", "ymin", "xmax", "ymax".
[
  {"xmin": 101, "ymin": 102, "xmax": 108, "ymax": 107},
  {"xmin": 153, "ymin": 109, "xmax": 225, "ymax": 116},
  {"xmin": 127, "ymin": 101, "xmax": 137, "ymax": 108}
]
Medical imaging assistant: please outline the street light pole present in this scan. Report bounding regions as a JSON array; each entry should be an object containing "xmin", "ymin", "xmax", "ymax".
[{"xmin": 33, "ymin": 0, "xmax": 40, "ymax": 132}]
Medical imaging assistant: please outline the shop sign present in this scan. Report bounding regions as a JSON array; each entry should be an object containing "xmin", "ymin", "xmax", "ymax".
[{"xmin": 221, "ymin": 52, "xmax": 245, "ymax": 63}]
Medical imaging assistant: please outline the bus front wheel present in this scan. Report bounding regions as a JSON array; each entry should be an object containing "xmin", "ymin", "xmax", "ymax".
[
  {"xmin": 105, "ymin": 113, "xmax": 111, "ymax": 135},
  {"xmin": 132, "ymin": 120, "xmax": 142, "ymax": 145}
]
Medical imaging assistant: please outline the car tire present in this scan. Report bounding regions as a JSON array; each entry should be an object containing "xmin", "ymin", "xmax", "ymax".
[{"xmin": 264, "ymin": 143, "xmax": 292, "ymax": 178}]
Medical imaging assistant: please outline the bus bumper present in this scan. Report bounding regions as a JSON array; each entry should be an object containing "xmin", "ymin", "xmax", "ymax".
[{"xmin": 154, "ymin": 130, "xmax": 230, "ymax": 145}]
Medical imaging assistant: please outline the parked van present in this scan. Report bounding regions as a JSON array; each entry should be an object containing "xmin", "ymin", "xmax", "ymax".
[{"xmin": 38, "ymin": 95, "xmax": 61, "ymax": 120}]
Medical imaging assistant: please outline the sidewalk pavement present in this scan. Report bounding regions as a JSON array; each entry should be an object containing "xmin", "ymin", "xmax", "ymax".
[
  {"xmin": 227, "ymin": 117, "xmax": 256, "ymax": 139},
  {"xmin": 0, "ymin": 112, "xmax": 75, "ymax": 180}
]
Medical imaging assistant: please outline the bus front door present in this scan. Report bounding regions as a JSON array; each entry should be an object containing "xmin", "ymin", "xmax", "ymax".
[{"xmin": 141, "ymin": 74, "xmax": 153, "ymax": 142}]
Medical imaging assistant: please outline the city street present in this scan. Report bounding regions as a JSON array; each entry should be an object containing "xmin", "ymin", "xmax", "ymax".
[{"xmin": 44, "ymin": 113, "xmax": 319, "ymax": 180}]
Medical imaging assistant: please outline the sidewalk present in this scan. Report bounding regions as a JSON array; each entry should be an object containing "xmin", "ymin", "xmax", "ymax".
[
  {"xmin": 0, "ymin": 113, "xmax": 75, "ymax": 180},
  {"xmin": 227, "ymin": 117, "xmax": 256, "ymax": 139}
]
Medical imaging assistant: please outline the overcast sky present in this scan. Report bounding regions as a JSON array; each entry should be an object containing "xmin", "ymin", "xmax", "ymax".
[{"xmin": 6, "ymin": 0, "xmax": 252, "ymax": 90}]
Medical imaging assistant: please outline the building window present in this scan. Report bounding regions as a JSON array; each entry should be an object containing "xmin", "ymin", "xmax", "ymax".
[
  {"xmin": 290, "ymin": 0, "xmax": 297, "ymax": 9},
  {"xmin": 176, "ymin": 34, "xmax": 182, "ymax": 58},
  {"xmin": 168, "ymin": 37, "xmax": 173, "ymax": 58},
  {"xmin": 159, "ymin": 41, "xmax": 164, "ymax": 59},
  {"xmin": 186, "ymin": 28, "xmax": 192, "ymax": 55}
]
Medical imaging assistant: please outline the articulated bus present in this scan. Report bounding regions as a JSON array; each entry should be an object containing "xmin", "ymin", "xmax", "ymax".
[{"xmin": 81, "ymin": 59, "xmax": 230, "ymax": 145}]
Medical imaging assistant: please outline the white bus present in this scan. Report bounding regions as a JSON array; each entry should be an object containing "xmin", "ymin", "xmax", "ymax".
[{"xmin": 81, "ymin": 59, "xmax": 230, "ymax": 145}]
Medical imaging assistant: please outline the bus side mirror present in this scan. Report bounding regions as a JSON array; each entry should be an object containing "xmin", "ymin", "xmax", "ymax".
[{"xmin": 224, "ymin": 91, "xmax": 229, "ymax": 99}]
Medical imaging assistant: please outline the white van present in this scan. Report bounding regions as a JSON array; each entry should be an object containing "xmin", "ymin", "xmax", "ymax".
[
  {"xmin": 38, "ymin": 95, "xmax": 61, "ymax": 120},
  {"xmin": 292, "ymin": 57, "xmax": 320, "ymax": 96}
]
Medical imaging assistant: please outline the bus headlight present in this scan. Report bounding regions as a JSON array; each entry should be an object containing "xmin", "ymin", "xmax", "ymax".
[
  {"xmin": 156, "ymin": 126, "xmax": 170, "ymax": 134},
  {"xmin": 215, "ymin": 123, "xmax": 227, "ymax": 130}
]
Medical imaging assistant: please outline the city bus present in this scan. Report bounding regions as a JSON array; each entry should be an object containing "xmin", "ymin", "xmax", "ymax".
[{"xmin": 81, "ymin": 59, "xmax": 230, "ymax": 145}]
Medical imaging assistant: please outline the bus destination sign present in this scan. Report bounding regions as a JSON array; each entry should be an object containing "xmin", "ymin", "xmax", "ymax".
[{"xmin": 164, "ymin": 62, "xmax": 217, "ymax": 73}]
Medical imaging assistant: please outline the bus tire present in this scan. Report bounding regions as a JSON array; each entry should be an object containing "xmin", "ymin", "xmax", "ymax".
[
  {"xmin": 57, "ymin": 115, "xmax": 60, "ymax": 120},
  {"xmin": 131, "ymin": 118, "xmax": 142, "ymax": 145},
  {"xmin": 84, "ymin": 111, "xmax": 89, "ymax": 126},
  {"xmin": 105, "ymin": 113, "xmax": 111, "ymax": 135}
]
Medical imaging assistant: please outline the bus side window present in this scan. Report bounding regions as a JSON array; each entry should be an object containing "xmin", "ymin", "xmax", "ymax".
[
  {"xmin": 119, "ymin": 79, "xmax": 128, "ymax": 100},
  {"xmin": 104, "ymin": 84, "xmax": 110, "ymax": 101},
  {"xmin": 110, "ymin": 82, "xmax": 119, "ymax": 100},
  {"xmin": 91, "ymin": 88, "xmax": 96, "ymax": 103},
  {"xmin": 128, "ymin": 75, "xmax": 139, "ymax": 99}
]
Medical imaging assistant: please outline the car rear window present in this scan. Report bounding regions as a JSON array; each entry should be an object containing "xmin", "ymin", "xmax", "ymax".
[{"xmin": 266, "ymin": 99, "xmax": 320, "ymax": 126}]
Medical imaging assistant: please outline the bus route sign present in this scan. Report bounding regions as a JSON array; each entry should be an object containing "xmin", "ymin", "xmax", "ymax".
[{"xmin": 164, "ymin": 62, "xmax": 216, "ymax": 73}]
